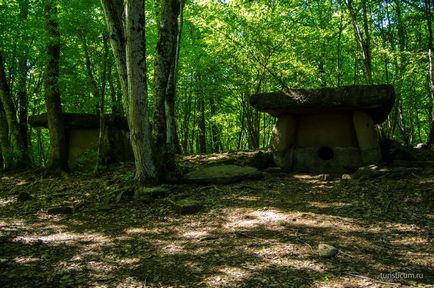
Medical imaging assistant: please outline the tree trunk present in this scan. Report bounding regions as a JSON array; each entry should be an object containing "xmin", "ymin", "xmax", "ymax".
[
  {"xmin": 100, "ymin": 0, "xmax": 128, "ymax": 107},
  {"xmin": 0, "ymin": 50, "xmax": 29, "ymax": 169},
  {"xmin": 95, "ymin": 33, "xmax": 110, "ymax": 171},
  {"xmin": 108, "ymin": 60, "xmax": 122, "ymax": 115},
  {"xmin": 346, "ymin": 0, "xmax": 373, "ymax": 84},
  {"xmin": 425, "ymin": 0, "xmax": 434, "ymax": 146},
  {"xmin": 165, "ymin": 0, "xmax": 184, "ymax": 159},
  {"xmin": 209, "ymin": 96, "xmax": 222, "ymax": 152},
  {"xmin": 336, "ymin": 8, "xmax": 344, "ymax": 87},
  {"xmin": 101, "ymin": 0, "xmax": 157, "ymax": 184},
  {"xmin": 0, "ymin": 102, "xmax": 10, "ymax": 170},
  {"xmin": 18, "ymin": 0, "xmax": 30, "ymax": 150},
  {"xmin": 154, "ymin": 0, "xmax": 181, "ymax": 176},
  {"xmin": 125, "ymin": 0, "xmax": 157, "ymax": 184},
  {"xmin": 197, "ymin": 95, "xmax": 206, "ymax": 154},
  {"xmin": 181, "ymin": 76, "xmax": 192, "ymax": 153},
  {"xmin": 82, "ymin": 36, "xmax": 100, "ymax": 114},
  {"xmin": 44, "ymin": 0, "xmax": 68, "ymax": 173}
]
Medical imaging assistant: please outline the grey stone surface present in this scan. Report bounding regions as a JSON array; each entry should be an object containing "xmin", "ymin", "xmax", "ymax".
[
  {"xmin": 318, "ymin": 243, "xmax": 338, "ymax": 258},
  {"xmin": 184, "ymin": 165, "xmax": 262, "ymax": 184},
  {"xmin": 251, "ymin": 84, "xmax": 395, "ymax": 123},
  {"xmin": 173, "ymin": 199, "xmax": 204, "ymax": 215}
]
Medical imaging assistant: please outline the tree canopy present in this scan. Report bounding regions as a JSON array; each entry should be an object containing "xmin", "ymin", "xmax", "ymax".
[{"xmin": 0, "ymin": 0, "xmax": 433, "ymax": 173}]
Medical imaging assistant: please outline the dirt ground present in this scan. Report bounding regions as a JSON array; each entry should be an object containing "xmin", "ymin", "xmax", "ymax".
[{"xmin": 0, "ymin": 152, "xmax": 433, "ymax": 288}]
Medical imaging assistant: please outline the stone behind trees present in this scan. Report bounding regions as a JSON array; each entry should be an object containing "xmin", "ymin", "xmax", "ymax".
[
  {"xmin": 184, "ymin": 165, "xmax": 262, "ymax": 184},
  {"xmin": 251, "ymin": 85, "xmax": 395, "ymax": 173},
  {"xmin": 29, "ymin": 113, "xmax": 133, "ymax": 168}
]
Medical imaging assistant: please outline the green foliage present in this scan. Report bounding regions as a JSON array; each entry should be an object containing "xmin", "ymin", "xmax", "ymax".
[{"xmin": 0, "ymin": 0, "xmax": 433, "ymax": 167}]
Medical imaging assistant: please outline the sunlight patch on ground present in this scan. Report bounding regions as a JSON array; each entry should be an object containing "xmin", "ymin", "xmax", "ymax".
[
  {"xmin": 243, "ymin": 243, "xmax": 325, "ymax": 273},
  {"xmin": 13, "ymin": 256, "xmax": 40, "ymax": 264},
  {"xmin": 119, "ymin": 257, "xmax": 141, "ymax": 265},
  {"xmin": 391, "ymin": 236, "xmax": 429, "ymax": 246},
  {"xmin": 312, "ymin": 276, "xmax": 378, "ymax": 288},
  {"xmin": 385, "ymin": 222, "xmax": 425, "ymax": 232},
  {"xmin": 222, "ymin": 208, "xmax": 364, "ymax": 233},
  {"xmin": 236, "ymin": 195, "xmax": 261, "ymax": 202},
  {"xmin": 308, "ymin": 201, "xmax": 351, "ymax": 208},
  {"xmin": 0, "ymin": 196, "xmax": 16, "ymax": 207},
  {"xmin": 124, "ymin": 226, "xmax": 165, "ymax": 236},
  {"xmin": 203, "ymin": 266, "xmax": 251, "ymax": 287},
  {"xmin": 114, "ymin": 276, "xmax": 144, "ymax": 288},
  {"xmin": 14, "ymin": 231, "xmax": 112, "ymax": 246},
  {"xmin": 89, "ymin": 261, "xmax": 116, "ymax": 272},
  {"xmin": 223, "ymin": 208, "xmax": 288, "ymax": 230},
  {"xmin": 162, "ymin": 242, "xmax": 185, "ymax": 254},
  {"xmin": 16, "ymin": 180, "xmax": 29, "ymax": 186},
  {"xmin": 181, "ymin": 229, "xmax": 211, "ymax": 239}
]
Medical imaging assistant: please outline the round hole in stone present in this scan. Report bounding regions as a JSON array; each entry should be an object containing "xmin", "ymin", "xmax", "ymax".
[{"xmin": 318, "ymin": 146, "xmax": 334, "ymax": 160}]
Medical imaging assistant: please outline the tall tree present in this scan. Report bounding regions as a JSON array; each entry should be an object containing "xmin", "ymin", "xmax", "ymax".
[
  {"xmin": 346, "ymin": 0, "xmax": 373, "ymax": 84},
  {"xmin": 0, "ymin": 101, "xmax": 10, "ymax": 170},
  {"xmin": 17, "ymin": 0, "xmax": 30, "ymax": 149},
  {"xmin": 154, "ymin": 0, "xmax": 181, "ymax": 177},
  {"xmin": 101, "ymin": 0, "xmax": 157, "ymax": 185},
  {"xmin": 425, "ymin": 0, "xmax": 434, "ymax": 146},
  {"xmin": 44, "ymin": 0, "xmax": 68, "ymax": 172},
  {"xmin": 165, "ymin": 0, "xmax": 184, "ymax": 162},
  {"xmin": 0, "ymin": 50, "xmax": 29, "ymax": 169}
]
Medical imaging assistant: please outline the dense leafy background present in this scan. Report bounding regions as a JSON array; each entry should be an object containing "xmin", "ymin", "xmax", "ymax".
[{"xmin": 0, "ymin": 0, "xmax": 432, "ymax": 166}]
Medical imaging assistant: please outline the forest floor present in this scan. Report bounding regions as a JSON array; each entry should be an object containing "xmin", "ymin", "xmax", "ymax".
[{"xmin": 0, "ymin": 150, "xmax": 433, "ymax": 288}]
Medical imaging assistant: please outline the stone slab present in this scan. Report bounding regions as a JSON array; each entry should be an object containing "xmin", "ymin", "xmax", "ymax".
[{"xmin": 184, "ymin": 165, "xmax": 262, "ymax": 184}]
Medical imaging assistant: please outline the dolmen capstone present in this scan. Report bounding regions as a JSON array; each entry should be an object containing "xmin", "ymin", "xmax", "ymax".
[
  {"xmin": 29, "ymin": 113, "xmax": 133, "ymax": 167},
  {"xmin": 250, "ymin": 85, "xmax": 395, "ymax": 172}
]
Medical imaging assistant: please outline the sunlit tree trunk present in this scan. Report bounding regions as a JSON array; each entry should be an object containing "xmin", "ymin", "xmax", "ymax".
[
  {"xmin": 100, "ymin": 0, "xmax": 128, "ymax": 107},
  {"xmin": 154, "ymin": 0, "xmax": 181, "ymax": 176},
  {"xmin": 125, "ymin": 0, "xmax": 157, "ymax": 184},
  {"xmin": 101, "ymin": 0, "xmax": 157, "ymax": 185},
  {"xmin": 44, "ymin": 0, "xmax": 68, "ymax": 172},
  {"xmin": 165, "ymin": 0, "xmax": 183, "ymax": 159},
  {"xmin": 197, "ymin": 94, "xmax": 206, "ymax": 154}
]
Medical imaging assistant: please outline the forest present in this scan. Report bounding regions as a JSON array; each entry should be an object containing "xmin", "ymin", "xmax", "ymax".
[{"xmin": 0, "ymin": 0, "xmax": 433, "ymax": 287}]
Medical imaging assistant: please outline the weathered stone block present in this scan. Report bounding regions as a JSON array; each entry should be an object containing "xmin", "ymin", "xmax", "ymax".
[
  {"xmin": 352, "ymin": 111, "xmax": 381, "ymax": 164},
  {"xmin": 271, "ymin": 114, "xmax": 296, "ymax": 153},
  {"xmin": 251, "ymin": 85, "xmax": 395, "ymax": 173}
]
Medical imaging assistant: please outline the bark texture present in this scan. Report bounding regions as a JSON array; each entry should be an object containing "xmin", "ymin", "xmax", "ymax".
[
  {"xmin": 18, "ymin": 0, "xmax": 30, "ymax": 149},
  {"xmin": 154, "ymin": 0, "xmax": 181, "ymax": 176},
  {"xmin": 44, "ymin": 0, "xmax": 68, "ymax": 172},
  {"xmin": 346, "ymin": 0, "xmax": 373, "ymax": 84},
  {"xmin": 0, "ymin": 102, "xmax": 10, "ymax": 169},
  {"xmin": 125, "ymin": 0, "xmax": 157, "ymax": 184},
  {"xmin": 425, "ymin": 0, "xmax": 434, "ymax": 146},
  {"xmin": 100, "ymin": 0, "xmax": 128, "ymax": 106},
  {"xmin": 0, "ymin": 51, "xmax": 29, "ymax": 168}
]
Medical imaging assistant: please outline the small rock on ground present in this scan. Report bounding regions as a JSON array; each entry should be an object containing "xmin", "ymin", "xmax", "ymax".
[
  {"xmin": 173, "ymin": 198, "xmax": 204, "ymax": 215},
  {"xmin": 318, "ymin": 243, "xmax": 338, "ymax": 258}
]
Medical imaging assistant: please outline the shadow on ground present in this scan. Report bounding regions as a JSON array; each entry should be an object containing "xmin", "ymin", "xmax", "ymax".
[{"xmin": 0, "ymin": 164, "xmax": 433, "ymax": 287}]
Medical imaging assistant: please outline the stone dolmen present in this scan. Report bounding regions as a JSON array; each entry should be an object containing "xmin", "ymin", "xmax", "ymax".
[
  {"xmin": 250, "ymin": 85, "xmax": 395, "ymax": 172},
  {"xmin": 29, "ymin": 113, "xmax": 133, "ymax": 167}
]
